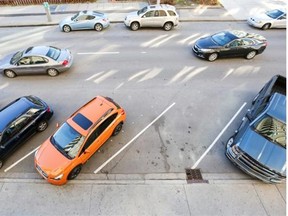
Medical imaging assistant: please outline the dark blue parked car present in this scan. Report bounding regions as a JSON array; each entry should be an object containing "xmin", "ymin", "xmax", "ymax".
[{"xmin": 0, "ymin": 95, "xmax": 53, "ymax": 168}]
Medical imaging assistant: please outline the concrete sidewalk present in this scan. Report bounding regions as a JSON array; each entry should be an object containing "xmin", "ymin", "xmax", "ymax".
[
  {"xmin": 0, "ymin": 0, "xmax": 286, "ymax": 27},
  {"xmin": 0, "ymin": 172, "xmax": 286, "ymax": 215}
]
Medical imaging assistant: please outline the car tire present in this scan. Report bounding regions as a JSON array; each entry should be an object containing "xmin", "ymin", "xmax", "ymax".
[
  {"xmin": 130, "ymin": 22, "xmax": 140, "ymax": 31},
  {"xmin": 163, "ymin": 22, "xmax": 173, "ymax": 31},
  {"xmin": 47, "ymin": 68, "xmax": 59, "ymax": 77},
  {"xmin": 94, "ymin": 23, "xmax": 103, "ymax": 32},
  {"xmin": 4, "ymin": 69, "xmax": 16, "ymax": 78},
  {"xmin": 112, "ymin": 123, "xmax": 123, "ymax": 136},
  {"xmin": 208, "ymin": 53, "xmax": 218, "ymax": 62},
  {"xmin": 246, "ymin": 51, "xmax": 257, "ymax": 60},
  {"xmin": 36, "ymin": 120, "xmax": 48, "ymax": 132},
  {"xmin": 68, "ymin": 165, "xmax": 82, "ymax": 180},
  {"xmin": 63, "ymin": 25, "xmax": 71, "ymax": 33},
  {"xmin": 262, "ymin": 23, "xmax": 271, "ymax": 30}
]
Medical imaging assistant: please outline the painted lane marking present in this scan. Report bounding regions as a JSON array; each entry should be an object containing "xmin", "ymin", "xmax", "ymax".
[
  {"xmin": 77, "ymin": 52, "xmax": 120, "ymax": 55},
  {"xmin": 4, "ymin": 146, "xmax": 40, "ymax": 172},
  {"xmin": 94, "ymin": 102, "xmax": 176, "ymax": 174},
  {"xmin": 192, "ymin": 102, "xmax": 247, "ymax": 169}
]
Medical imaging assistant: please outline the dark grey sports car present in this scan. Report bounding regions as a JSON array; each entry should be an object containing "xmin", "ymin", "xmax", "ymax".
[
  {"xmin": 0, "ymin": 46, "xmax": 73, "ymax": 78},
  {"xmin": 192, "ymin": 30, "xmax": 267, "ymax": 61}
]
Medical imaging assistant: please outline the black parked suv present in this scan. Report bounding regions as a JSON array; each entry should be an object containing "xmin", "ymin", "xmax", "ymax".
[
  {"xmin": 0, "ymin": 95, "xmax": 53, "ymax": 168},
  {"xmin": 226, "ymin": 75, "xmax": 286, "ymax": 183}
]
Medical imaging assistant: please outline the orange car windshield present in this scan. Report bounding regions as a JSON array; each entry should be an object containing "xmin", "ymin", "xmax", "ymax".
[{"xmin": 51, "ymin": 122, "xmax": 85, "ymax": 159}]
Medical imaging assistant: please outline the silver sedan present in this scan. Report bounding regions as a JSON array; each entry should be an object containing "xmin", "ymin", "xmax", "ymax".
[
  {"xmin": 247, "ymin": 9, "xmax": 286, "ymax": 30},
  {"xmin": 0, "ymin": 46, "xmax": 73, "ymax": 78},
  {"xmin": 59, "ymin": 10, "xmax": 110, "ymax": 32}
]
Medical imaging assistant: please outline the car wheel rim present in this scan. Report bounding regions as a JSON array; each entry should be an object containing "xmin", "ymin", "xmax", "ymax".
[
  {"xmin": 38, "ymin": 121, "xmax": 48, "ymax": 132},
  {"xmin": 71, "ymin": 167, "xmax": 81, "ymax": 179},
  {"xmin": 247, "ymin": 51, "xmax": 256, "ymax": 59},
  {"xmin": 5, "ymin": 70, "xmax": 15, "ymax": 78},
  {"xmin": 132, "ymin": 23, "xmax": 138, "ymax": 31},
  {"xmin": 48, "ymin": 69, "xmax": 58, "ymax": 77},
  {"xmin": 63, "ymin": 26, "xmax": 70, "ymax": 32},
  {"xmin": 164, "ymin": 23, "xmax": 172, "ymax": 31},
  {"xmin": 95, "ymin": 24, "xmax": 102, "ymax": 31},
  {"xmin": 114, "ymin": 124, "xmax": 122, "ymax": 135},
  {"xmin": 209, "ymin": 53, "xmax": 217, "ymax": 61}
]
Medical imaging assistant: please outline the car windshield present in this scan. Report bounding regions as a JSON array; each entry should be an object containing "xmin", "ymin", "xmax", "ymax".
[
  {"xmin": 211, "ymin": 32, "xmax": 236, "ymax": 46},
  {"xmin": 51, "ymin": 122, "xmax": 85, "ymax": 159},
  {"xmin": 253, "ymin": 114, "xmax": 286, "ymax": 148},
  {"xmin": 138, "ymin": 6, "xmax": 148, "ymax": 15},
  {"xmin": 10, "ymin": 51, "xmax": 24, "ymax": 64},
  {"xmin": 46, "ymin": 47, "xmax": 61, "ymax": 60},
  {"xmin": 71, "ymin": 12, "xmax": 80, "ymax": 20},
  {"xmin": 266, "ymin": 9, "xmax": 283, "ymax": 19}
]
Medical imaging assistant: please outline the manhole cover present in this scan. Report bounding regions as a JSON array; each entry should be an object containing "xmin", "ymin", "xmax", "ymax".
[{"xmin": 185, "ymin": 168, "xmax": 208, "ymax": 183}]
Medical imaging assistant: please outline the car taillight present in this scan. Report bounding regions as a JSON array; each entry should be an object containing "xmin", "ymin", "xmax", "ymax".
[
  {"xmin": 264, "ymin": 41, "xmax": 268, "ymax": 46},
  {"xmin": 102, "ymin": 18, "xmax": 107, "ymax": 22},
  {"xmin": 121, "ymin": 110, "xmax": 125, "ymax": 115},
  {"xmin": 62, "ymin": 60, "xmax": 68, "ymax": 66},
  {"xmin": 46, "ymin": 107, "xmax": 51, "ymax": 113}
]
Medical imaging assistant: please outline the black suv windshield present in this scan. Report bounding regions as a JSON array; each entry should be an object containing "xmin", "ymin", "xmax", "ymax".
[
  {"xmin": 253, "ymin": 114, "xmax": 286, "ymax": 148},
  {"xmin": 51, "ymin": 122, "xmax": 85, "ymax": 159}
]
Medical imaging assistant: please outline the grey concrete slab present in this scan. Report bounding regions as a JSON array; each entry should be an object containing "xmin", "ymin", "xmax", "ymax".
[
  {"xmin": 0, "ymin": 183, "xmax": 92, "ymax": 215},
  {"xmin": 276, "ymin": 184, "xmax": 286, "ymax": 202},
  {"xmin": 253, "ymin": 184, "xmax": 286, "ymax": 216},
  {"xmin": 184, "ymin": 184, "xmax": 268, "ymax": 216},
  {"xmin": 90, "ymin": 184, "xmax": 190, "ymax": 215}
]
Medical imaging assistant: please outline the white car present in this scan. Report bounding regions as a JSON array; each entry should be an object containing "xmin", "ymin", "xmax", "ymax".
[
  {"xmin": 59, "ymin": 10, "xmax": 110, "ymax": 32},
  {"xmin": 247, "ymin": 9, "xmax": 286, "ymax": 30},
  {"xmin": 124, "ymin": 4, "xmax": 179, "ymax": 31}
]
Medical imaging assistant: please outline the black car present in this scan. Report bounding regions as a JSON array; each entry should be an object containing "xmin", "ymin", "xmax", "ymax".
[
  {"xmin": 0, "ymin": 95, "xmax": 53, "ymax": 168},
  {"xmin": 192, "ymin": 30, "xmax": 267, "ymax": 61}
]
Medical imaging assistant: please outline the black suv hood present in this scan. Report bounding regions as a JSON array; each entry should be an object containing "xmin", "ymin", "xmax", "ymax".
[{"xmin": 237, "ymin": 127, "xmax": 286, "ymax": 176}]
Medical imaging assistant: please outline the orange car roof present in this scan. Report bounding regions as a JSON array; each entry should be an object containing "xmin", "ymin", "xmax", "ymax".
[{"xmin": 66, "ymin": 96, "xmax": 115, "ymax": 136}]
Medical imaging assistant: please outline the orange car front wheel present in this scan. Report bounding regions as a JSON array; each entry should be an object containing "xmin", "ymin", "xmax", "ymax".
[{"xmin": 68, "ymin": 165, "xmax": 82, "ymax": 180}]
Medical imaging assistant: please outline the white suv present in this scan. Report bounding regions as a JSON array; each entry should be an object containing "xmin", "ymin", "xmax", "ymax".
[{"xmin": 124, "ymin": 4, "xmax": 179, "ymax": 31}]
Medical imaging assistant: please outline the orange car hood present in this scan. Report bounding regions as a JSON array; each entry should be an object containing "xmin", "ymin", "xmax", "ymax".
[{"xmin": 36, "ymin": 139, "xmax": 71, "ymax": 174}]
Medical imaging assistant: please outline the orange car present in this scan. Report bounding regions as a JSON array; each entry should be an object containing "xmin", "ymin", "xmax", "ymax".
[{"xmin": 34, "ymin": 96, "xmax": 126, "ymax": 185}]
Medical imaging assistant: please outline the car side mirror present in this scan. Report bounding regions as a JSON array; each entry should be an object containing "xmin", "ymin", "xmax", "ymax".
[{"xmin": 84, "ymin": 149, "xmax": 91, "ymax": 154}]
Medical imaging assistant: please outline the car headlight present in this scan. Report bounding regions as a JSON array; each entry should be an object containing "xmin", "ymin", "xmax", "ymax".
[
  {"xmin": 199, "ymin": 48, "xmax": 214, "ymax": 52},
  {"xmin": 53, "ymin": 174, "xmax": 63, "ymax": 180}
]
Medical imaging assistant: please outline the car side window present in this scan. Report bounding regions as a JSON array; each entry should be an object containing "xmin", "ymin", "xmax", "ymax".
[
  {"xmin": 6, "ymin": 116, "xmax": 31, "ymax": 138},
  {"xmin": 278, "ymin": 14, "xmax": 286, "ymax": 20},
  {"xmin": 229, "ymin": 40, "xmax": 242, "ymax": 47},
  {"xmin": 87, "ymin": 15, "xmax": 95, "ymax": 20},
  {"xmin": 159, "ymin": 10, "xmax": 167, "ymax": 16},
  {"xmin": 168, "ymin": 10, "xmax": 176, "ymax": 16},
  {"xmin": 31, "ymin": 56, "xmax": 48, "ymax": 64},
  {"xmin": 77, "ymin": 15, "xmax": 88, "ymax": 21},
  {"xmin": 143, "ymin": 11, "xmax": 155, "ymax": 18},
  {"xmin": 18, "ymin": 57, "xmax": 31, "ymax": 65}
]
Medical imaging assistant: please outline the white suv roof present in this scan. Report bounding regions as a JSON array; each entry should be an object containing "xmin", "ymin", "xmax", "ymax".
[{"xmin": 148, "ymin": 4, "xmax": 176, "ymax": 11}]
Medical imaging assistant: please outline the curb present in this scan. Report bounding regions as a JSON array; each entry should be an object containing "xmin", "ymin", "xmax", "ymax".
[{"xmin": 0, "ymin": 172, "xmax": 270, "ymax": 185}]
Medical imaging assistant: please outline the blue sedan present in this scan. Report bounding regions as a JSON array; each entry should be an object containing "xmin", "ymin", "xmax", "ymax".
[{"xmin": 59, "ymin": 10, "xmax": 110, "ymax": 32}]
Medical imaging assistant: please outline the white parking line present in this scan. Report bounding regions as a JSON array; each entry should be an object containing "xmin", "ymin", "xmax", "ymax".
[
  {"xmin": 94, "ymin": 102, "xmax": 176, "ymax": 174},
  {"xmin": 4, "ymin": 146, "xmax": 40, "ymax": 172},
  {"xmin": 77, "ymin": 52, "xmax": 119, "ymax": 55},
  {"xmin": 191, "ymin": 102, "xmax": 247, "ymax": 169}
]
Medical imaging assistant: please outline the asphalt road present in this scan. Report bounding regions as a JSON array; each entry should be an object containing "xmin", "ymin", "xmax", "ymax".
[{"xmin": 0, "ymin": 22, "xmax": 286, "ymax": 179}]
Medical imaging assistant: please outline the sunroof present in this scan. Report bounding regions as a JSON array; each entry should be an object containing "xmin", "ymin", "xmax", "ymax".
[{"xmin": 72, "ymin": 113, "xmax": 92, "ymax": 130}]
